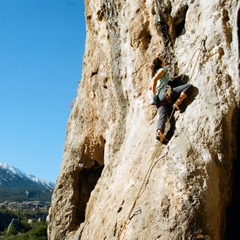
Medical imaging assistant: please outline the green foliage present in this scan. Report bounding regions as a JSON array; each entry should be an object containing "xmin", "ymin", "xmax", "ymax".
[
  {"xmin": 0, "ymin": 206, "xmax": 48, "ymax": 240},
  {"xmin": 6, "ymin": 225, "xmax": 18, "ymax": 235},
  {"xmin": 29, "ymin": 223, "xmax": 47, "ymax": 238},
  {"xmin": 0, "ymin": 226, "xmax": 48, "ymax": 240},
  {"xmin": 0, "ymin": 205, "xmax": 7, "ymax": 212}
]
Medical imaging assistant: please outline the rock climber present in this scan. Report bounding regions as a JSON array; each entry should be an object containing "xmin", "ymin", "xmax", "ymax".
[{"xmin": 150, "ymin": 56, "xmax": 193, "ymax": 143}]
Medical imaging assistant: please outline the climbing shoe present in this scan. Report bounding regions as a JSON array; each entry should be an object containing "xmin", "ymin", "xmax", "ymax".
[
  {"xmin": 173, "ymin": 92, "xmax": 187, "ymax": 111},
  {"xmin": 156, "ymin": 130, "xmax": 165, "ymax": 143}
]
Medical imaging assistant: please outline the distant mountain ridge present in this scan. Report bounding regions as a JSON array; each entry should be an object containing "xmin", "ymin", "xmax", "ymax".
[{"xmin": 0, "ymin": 163, "xmax": 55, "ymax": 190}]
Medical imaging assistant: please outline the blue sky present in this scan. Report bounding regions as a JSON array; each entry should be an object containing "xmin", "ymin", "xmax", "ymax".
[{"xmin": 0, "ymin": 0, "xmax": 86, "ymax": 183}]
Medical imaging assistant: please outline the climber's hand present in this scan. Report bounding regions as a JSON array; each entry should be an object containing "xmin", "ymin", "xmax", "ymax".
[{"xmin": 150, "ymin": 95, "xmax": 158, "ymax": 105}]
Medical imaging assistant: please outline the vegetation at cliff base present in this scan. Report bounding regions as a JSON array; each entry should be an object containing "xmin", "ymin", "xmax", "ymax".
[{"xmin": 0, "ymin": 205, "xmax": 48, "ymax": 240}]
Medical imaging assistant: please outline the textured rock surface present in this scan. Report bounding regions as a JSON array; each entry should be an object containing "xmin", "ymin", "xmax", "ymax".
[{"xmin": 48, "ymin": 0, "xmax": 240, "ymax": 239}]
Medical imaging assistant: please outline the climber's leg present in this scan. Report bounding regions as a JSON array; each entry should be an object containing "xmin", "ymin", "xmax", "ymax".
[
  {"xmin": 156, "ymin": 105, "xmax": 168, "ymax": 142},
  {"xmin": 172, "ymin": 84, "xmax": 193, "ymax": 110},
  {"xmin": 173, "ymin": 92, "xmax": 187, "ymax": 110}
]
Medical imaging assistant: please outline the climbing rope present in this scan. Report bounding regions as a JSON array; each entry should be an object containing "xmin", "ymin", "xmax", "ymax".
[
  {"xmin": 180, "ymin": 35, "xmax": 207, "ymax": 81},
  {"xmin": 117, "ymin": 36, "xmax": 207, "ymax": 240},
  {"xmin": 117, "ymin": 144, "xmax": 164, "ymax": 240},
  {"xmin": 168, "ymin": 35, "xmax": 207, "ymax": 123},
  {"xmin": 118, "ymin": 145, "xmax": 160, "ymax": 240}
]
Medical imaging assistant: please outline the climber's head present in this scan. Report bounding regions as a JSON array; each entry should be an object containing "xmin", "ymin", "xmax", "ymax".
[{"xmin": 151, "ymin": 57, "xmax": 165, "ymax": 77}]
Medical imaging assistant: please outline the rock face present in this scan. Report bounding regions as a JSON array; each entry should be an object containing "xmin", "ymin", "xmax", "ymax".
[{"xmin": 47, "ymin": 0, "xmax": 240, "ymax": 239}]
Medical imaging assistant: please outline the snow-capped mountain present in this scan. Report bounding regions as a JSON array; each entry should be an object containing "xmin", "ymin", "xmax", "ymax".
[{"xmin": 0, "ymin": 163, "xmax": 55, "ymax": 191}]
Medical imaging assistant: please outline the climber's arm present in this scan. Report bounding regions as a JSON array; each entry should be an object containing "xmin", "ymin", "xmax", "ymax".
[{"xmin": 150, "ymin": 69, "xmax": 165, "ymax": 95}]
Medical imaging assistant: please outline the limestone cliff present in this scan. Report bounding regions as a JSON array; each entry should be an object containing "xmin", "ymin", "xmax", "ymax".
[{"xmin": 47, "ymin": 0, "xmax": 240, "ymax": 239}]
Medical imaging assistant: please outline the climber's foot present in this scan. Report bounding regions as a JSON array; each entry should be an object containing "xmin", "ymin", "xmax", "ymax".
[{"xmin": 156, "ymin": 130, "xmax": 166, "ymax": 144}]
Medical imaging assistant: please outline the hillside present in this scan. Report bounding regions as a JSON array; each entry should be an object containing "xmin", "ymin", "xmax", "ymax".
[
  {"xmin": 0, "ymin": 163, "xmax": 54, "ymax": 202},
  {"xmin": 0, "ymin": 164, "xmax": 53, "ymax": 239}
]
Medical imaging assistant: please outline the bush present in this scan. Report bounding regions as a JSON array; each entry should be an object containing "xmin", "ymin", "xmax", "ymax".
[
  {"xmin": 0, "ymin": 208, "xmax": 48, "ymax": 240},
  {"xmin": 29, "ymin": 224, "xmax": 47, "ymax": 238}
]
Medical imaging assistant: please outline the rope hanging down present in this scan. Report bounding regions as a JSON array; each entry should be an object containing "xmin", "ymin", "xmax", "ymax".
[
  {"xmin": 181, "ymin": 35, "xmax": 207, "ymax": 80},
  {"xmin": 118, "ymin": 144, "xmax": 168, "ymax": 240},
  {"xmin": 118, "ymin": 36, "xmax": 207, "ymax": 240},
  {"xmin": 168, "ymin": 35, "xmax": 207, "ymax": 123}
]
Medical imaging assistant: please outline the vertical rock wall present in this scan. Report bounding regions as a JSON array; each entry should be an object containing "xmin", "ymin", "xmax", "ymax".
[{"xmin": 48, "ymin": 0, "xmax": 240, "ymax": 239}]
